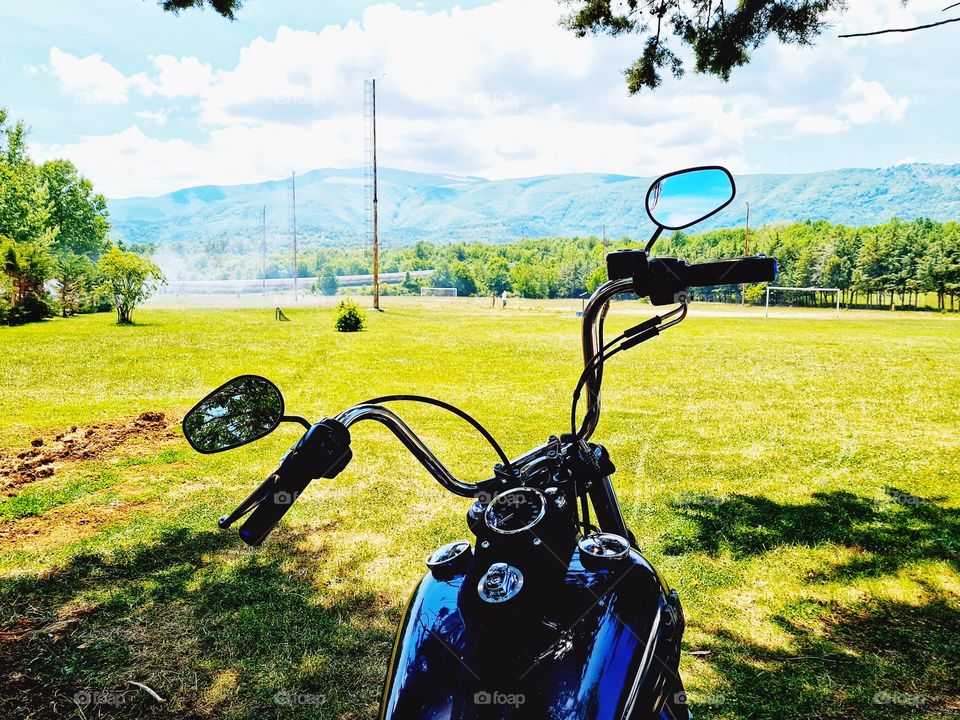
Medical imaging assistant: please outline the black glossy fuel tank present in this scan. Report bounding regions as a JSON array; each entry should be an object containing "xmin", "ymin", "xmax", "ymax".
[{"xmin": 379, "ymin": 546, "xmax": 683, "ymax": 720}]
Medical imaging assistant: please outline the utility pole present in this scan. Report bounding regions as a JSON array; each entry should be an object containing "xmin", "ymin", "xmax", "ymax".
[
  {"xmin": 744, "ymin": 202, "xmax": 750, "ymax": 255},
  {"xmin": 291, "ymin": 171, "xmax": 298, "ymax": 302},
  {"xmin": 260, "ymin": 205, "xmax": 266, "ymax": 295},
  {"xmin": 601, "ymin": 224, "xmax": 607, "ymax": 251},
  {"xmin": 372, "ymin": 79, "xmax": 380, "ymax": 310},
  {"xmin": 742, "ymin": 202, "xmax": 750, "ymax": 304}
]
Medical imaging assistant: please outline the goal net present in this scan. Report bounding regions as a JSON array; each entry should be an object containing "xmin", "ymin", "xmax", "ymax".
[
  {"xmin": 420, "ymin": 287, "xmax": 457, "ymax": 297},
  {"xmin": 765, "ymin": 286, "xmax": 840, "ymax": 318}
]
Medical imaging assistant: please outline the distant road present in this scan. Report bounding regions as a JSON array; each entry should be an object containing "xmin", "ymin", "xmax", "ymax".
[{"xmin": 160, "ymin": 270, "xmax": 435, "ymax": 294}]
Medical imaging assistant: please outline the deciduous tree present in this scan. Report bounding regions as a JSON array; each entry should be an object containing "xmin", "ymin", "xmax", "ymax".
[{"xmin": 97, "ymin": 247, "xmax": 165, "ymax": 324}]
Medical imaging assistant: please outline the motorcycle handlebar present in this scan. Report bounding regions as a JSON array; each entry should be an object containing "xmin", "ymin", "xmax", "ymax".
[
  {"xmin": 232, "ymin": 418, "xmax": 353, "ymax": 546},
  {"xmin": 683, "ymin": 257, "xmax": 777, "ymax": 287}
]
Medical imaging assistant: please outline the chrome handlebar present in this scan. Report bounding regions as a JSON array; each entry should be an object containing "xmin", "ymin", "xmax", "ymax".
[
  {"xmin": 334, "ymin": 279, "xmax": 637, "ymax": 494},
  {"xmin": 577, "ymin": 278, "xmax": 635, "ymax": 441},
  {"xmin": 335, "ymin": 403, "xmax": 481, "ymax": 497}
]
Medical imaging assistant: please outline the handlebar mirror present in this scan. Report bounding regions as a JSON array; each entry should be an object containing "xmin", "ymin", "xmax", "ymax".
[
  {"xmin": 645, "ymin": 166, "xmax": 736, "ymax": 231},
  {"xmin": 183, "ymin": 375, "xmax": 285, "ymax": 454}
]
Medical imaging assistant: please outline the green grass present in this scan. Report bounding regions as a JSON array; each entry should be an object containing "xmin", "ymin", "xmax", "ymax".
[{"xmin": 1, "ymin": 299, "xmax": 958, "ymax": 719}]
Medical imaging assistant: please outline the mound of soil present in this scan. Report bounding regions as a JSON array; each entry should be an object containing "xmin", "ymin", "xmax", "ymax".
[{"xmin": 0, "ymin": 412, "xmax": 177, "ymax": 494}]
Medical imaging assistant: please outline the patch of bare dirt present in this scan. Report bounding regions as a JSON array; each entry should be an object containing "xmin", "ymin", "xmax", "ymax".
[
  {"xmin": 0, "ymin": 412, "xmax": 179, "ymax": 494},
  {"xmin": 0, "ymin": 501, "xmax": 161, "ymax": 550}
]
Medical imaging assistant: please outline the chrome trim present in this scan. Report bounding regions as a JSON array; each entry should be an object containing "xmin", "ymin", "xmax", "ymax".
[
  {"xmin": 578, "ymin": 277, "xmax": 635, "ymax": 440},
  {"xmin": 484, "ymin": 487, "xmax": 547, "ymax": 535},
  {"xmin": 477, "ymin": 562, "xmax": 524, "ymax": 603},
  {"xmin": 426, "ymin": 540, "xmax": 472, "ymax": 571},
  {"xmin": 335, "ymin": 404, "xmax": 479, "ymax": 497},
  {"xmin": 578, "ymin": 532, "xmax": 630, "ymax": 562}
]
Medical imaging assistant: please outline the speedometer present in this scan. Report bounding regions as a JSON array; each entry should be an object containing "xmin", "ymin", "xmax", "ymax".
[{"xmin": 484, "ymin": 487, "xmax": 547, "ymax": 535}]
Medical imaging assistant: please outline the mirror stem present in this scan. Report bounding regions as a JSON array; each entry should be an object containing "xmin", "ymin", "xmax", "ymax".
[
  {"xmin": 282, "ymin": 415, "xmax": 312, "ymax": 429},
  {"xmin": 644, "ymin": 226, "xmax": 663, "ymax": 253}
]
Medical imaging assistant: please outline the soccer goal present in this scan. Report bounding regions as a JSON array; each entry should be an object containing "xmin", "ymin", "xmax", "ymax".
[
  {"xmin": 765, "ymin": 286, "xmax": 840, "ymax": 318},
  {"xmin": 420, "ymin": 287, "xmax": 457, "ymax": 297}
]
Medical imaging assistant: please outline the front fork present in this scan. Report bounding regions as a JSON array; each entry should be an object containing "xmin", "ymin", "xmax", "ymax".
[
  {"xmin": 588, "ymin": 475, "xmax": 633, "ymax": 542},
  {"xmin": 590, "ymin": 474, "xmax": 691, "ymax": 720}
]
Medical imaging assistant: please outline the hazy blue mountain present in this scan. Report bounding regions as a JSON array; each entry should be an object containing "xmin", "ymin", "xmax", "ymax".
[{"xmin": 108, "ymin": 164, "xmax": 960, "ymax": 248}]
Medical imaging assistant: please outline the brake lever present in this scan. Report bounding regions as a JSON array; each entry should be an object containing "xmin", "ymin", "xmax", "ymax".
[
  {"xmin": 218, "ymin": 473, "xmax": 280, "ymax": 529},
  {"xmin": 217, "ymin": 418, "xmax": 353, "ymax": 531}
]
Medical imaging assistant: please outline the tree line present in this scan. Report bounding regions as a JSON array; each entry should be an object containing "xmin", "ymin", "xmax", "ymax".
[
  {"xmin": 307, "ymin": 217, "xmax": 960, "ymax": 311},
  {"xmin": 1, "ymin": 109, "xmax": 163, "ymax": 325}
]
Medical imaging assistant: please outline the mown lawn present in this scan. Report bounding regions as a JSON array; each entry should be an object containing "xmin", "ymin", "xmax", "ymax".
[{"xmin": 1, "ymin": 300, "xmax": 958, "ymax": 719}]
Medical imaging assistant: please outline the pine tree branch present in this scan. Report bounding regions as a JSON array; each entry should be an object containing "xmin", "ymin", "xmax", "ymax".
[{"xmin": 839, "ymin": 15, "xmax": 960, "ymax": 38}]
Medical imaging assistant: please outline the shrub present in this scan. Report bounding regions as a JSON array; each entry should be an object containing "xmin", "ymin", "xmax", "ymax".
[{"xmin": 334, "ymin": 298, "xmax": 366, "ymax": 332}]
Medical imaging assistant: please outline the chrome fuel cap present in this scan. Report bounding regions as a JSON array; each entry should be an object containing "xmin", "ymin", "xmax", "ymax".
[
  {"xmin": 578, "ymin": 533, "xmax": 630, "ymax": 568},
  {"xmin": 478, "ymin": 562, "xmax": 523, "ymax": 603},
  {"xmin": 426, "ymin": 541, "xmax": 472, "ymax": 578}
]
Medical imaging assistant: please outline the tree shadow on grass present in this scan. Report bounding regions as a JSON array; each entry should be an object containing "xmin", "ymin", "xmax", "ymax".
[
  {"xmin": 0, "ymin": 526, "xmax": 397, "ymax": 719},
  {"xmin": 664, "ymin": 488, "xmax": 959, "ymax": 579},
  {"xmin": 692, "ymin": 588, "xmax": 960, "ymax": 720}
]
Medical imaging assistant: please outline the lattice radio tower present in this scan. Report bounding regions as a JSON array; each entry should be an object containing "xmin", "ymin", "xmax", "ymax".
[{"xmin": 363, "ymin": 79, "xmax": 380, "ymax": 309}]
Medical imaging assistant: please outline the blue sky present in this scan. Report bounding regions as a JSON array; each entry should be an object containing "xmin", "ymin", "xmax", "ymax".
[{"xmin": 1, "ymin": 0, "xmax": 957, "ymax": 197}]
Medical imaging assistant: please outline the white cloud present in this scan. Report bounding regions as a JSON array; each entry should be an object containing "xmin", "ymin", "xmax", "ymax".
[
  {"xmin": 840, "ymin": 77, "xmax": 909, "ymax": 124},
  {"xmin": 148, "ymin": 55, "xmax": 214, "ymax": 98},
  {"xmin": 35, "ymin": 0, "xmax": 916, "ymax": 196},
  {"xmin": 48, "ymin": 47, "xmax": 153, "ymax": 104},
  {"xmin": 133, "ymin": 110, "xmax": 170, "ymax": 125},
  {"xmin": 795, "ymin": 115, "xmax": 850, "ymax": 135}
]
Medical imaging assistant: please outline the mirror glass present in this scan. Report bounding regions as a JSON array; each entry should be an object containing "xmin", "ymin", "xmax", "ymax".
[
  {"xmin": 183, "ymin": 375, "xmax": 284, "ymax": 453},
  {"xmin": 646, "ymin": 167, "xmax": 735, "ymax": 230}
]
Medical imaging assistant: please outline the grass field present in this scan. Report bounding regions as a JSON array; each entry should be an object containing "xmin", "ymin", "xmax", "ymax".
[{"xmin": 1, "ymin": 298, "xmax": 958, "ymax": 719}]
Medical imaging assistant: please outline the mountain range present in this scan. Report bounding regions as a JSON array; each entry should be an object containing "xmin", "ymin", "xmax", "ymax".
[{"xmin": 107, "ymin": 164, "xmax": 960, "ymax": 248}]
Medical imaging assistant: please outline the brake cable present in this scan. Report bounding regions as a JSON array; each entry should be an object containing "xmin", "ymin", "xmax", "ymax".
[
  {"xmin": 570, "ymin": 302, "xmax": 688, "ymax": 439},
  {"xmin": 360, "ymin": 394, "xmax": 514, "ymax": 472}
]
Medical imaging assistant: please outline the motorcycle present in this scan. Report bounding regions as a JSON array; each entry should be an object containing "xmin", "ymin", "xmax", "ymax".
[{"xmin": 182, "ymin": 165, "xmax": 777, "ymax": 719}]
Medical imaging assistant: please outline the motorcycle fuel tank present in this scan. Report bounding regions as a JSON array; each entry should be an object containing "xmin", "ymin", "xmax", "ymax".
[{"xmin": 379, "ymin": 542, "xmax": 683, "ymax": 720}]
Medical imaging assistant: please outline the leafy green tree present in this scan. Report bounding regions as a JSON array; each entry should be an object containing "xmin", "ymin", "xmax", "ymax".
[
  {"xmin": 40, "ymin": 159, "xmax": 110, "ymax": 259},
  {"xmin": 556, "ymin": 256, "xmax": 593, "ymax": 298},
  {"xmin": 1, "ymin": 237, "xmax": 52, "ymax": 323},
  {"xmin": 451, "ymin": 262, "xmax": 478, "ymax": 296},
  {"xmin": 97, "ymin": 247, "xmax": 165, "ymax": 324},
  {"xmin": 483, "ymin": 256, "xmax": 513, "ymax": 294},
  {"xmin": 318, "ymin": 265, "xmax": 339, "ymax": 295},
  {"xmin": 0, "ymin": 115, "xmax": 51, "ymax": 247},
  {"xmin": 53, "ymin": 251, "xmax": 95, "ymax": 317}
]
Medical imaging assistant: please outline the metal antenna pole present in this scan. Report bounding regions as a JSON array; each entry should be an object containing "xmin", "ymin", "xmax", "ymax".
[
  {"xmin": 742, "ymin": 202, "xmax": 750, "ymax": 304},
  {"xmin": 292, "ymin": 171, "xmax": 298, "ymax": 302},
  {"xmin": 261, "ymin": 205, "xmax": 266, "ymax": 295},
  {"xmin": 372, "ymin": 79, "xmax": 380, "ymax": 311}
]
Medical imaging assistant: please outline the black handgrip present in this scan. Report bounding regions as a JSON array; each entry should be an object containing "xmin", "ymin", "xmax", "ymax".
[
  {"xmin": 236, "ymin": 419, "xmax": 352, "ymax": 546},
  {"xmin": 684, "ymin": 257, "xmax": 777, "ymax": 287},
  {"xmin": 238, "ymin": 469, "xmax": 311, "ymax": 546}
]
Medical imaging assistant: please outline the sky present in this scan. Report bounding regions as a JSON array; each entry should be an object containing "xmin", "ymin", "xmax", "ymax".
[{"xmin": 1, "ymin": 0, "xmax": 958, "ymax": 198}]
